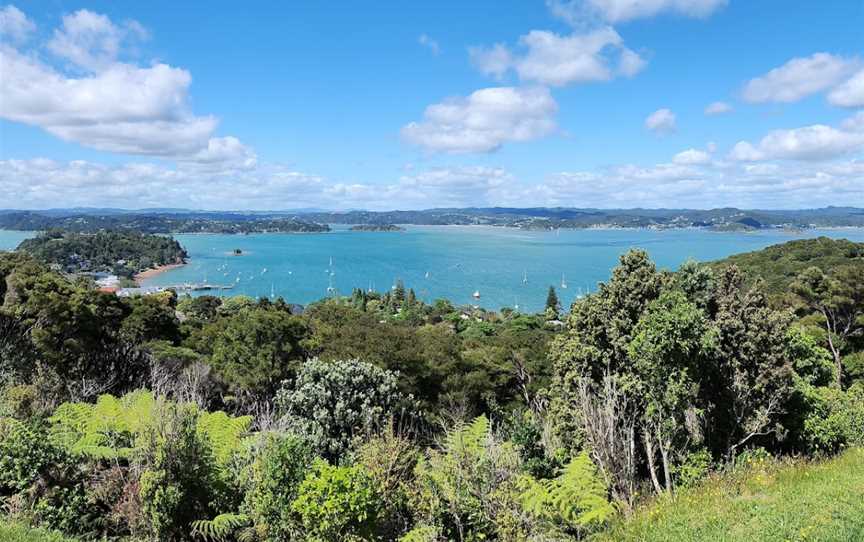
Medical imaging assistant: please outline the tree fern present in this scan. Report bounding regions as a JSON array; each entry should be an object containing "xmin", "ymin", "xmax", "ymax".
[
  {"xmin": 520, "ymin": 452, "xmax": 616, "ymax": 530},
  {"xmin": 197, "ymin": 410, "xmax": 252, "ymax": 467},
  {"xmin": 191, "ymin": 513, "xmax": 252, "ymax": 542}
]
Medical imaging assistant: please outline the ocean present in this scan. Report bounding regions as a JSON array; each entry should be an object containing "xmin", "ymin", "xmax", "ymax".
[
  {"xmin": 4, "ymin": 226, "xmax": 864, "ymax": 313},
  {"xmin": 131, "ymin": 226, "xmax": 864, "ymax": 313}
]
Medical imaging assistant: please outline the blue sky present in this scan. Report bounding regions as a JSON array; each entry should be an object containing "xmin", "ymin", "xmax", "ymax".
[{"xmin": 1, "ymin": 0, "xmax": 863, "ymax": 210}]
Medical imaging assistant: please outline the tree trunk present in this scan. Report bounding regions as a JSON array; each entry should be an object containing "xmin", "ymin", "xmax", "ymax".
[
  {"xmin": 658, "ymin": 432, "xmax": 673, "ymax": 493},
  {"xmin": 643, "ymin": 430, "xmax": 663, "ymax": 495}
]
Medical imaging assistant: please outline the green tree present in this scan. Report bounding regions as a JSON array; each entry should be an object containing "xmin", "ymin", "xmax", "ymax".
[
  {"xmin": 545, "ymin": 286, "xmax": 560, "ymax": 319},
  {"xmin": 792, "ymin": 265, "xmax": 864, "ymax": 386},
  {"xmin": 629, "ymin": 290, "xmax": 715, "ymax": 493},
  {"xmin": 209, "ymin": 307, "xmax": 309, "ymax": 400}
]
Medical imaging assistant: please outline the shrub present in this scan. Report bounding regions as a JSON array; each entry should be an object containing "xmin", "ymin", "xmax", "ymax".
[
  {"xmin": 138, "ymin": 404, "xmax": 220, "ymax": 541},
  {"xmin": 276, "ymin": 358, "xmax": 406, "ymax": 460},
  {"xmin": 291, "ymin": 459, "xmax": 381, "ymax": 541},
  {"xmin": 241, "ymin": 433, "xmax": 313, "ymax": 542}
]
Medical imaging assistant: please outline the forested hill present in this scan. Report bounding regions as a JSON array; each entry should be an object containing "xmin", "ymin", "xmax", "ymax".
[
  {"xmin": 708, "ymin": 236, "xmax": 864, "ymax": 296},
  {"xmin": 0, "ymin": 211, "xmax": 330, "ymax": 234},
  {"xmin": 2, "ymin": 206, "xmax": 864, "ymax": 231},
  {"xmin": 16, "ymin": 230, "xmax": 188, "ymax": 276}
]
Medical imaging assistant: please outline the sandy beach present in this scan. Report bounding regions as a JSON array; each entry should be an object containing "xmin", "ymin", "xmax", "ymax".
[{"xmin": 134, "ymin": 262, "xmax": 185, "ymax": 283}]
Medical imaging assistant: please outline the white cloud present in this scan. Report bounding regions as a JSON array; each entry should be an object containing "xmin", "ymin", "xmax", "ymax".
[
  {"xmin": 842, "ymin": 111, "xmax": 864, "ymax": 132},
  {"xmin": 742, "ymin": 53, "xmax": 861, "ymax": 104},
  {"xmin": 673, "ymin": 148, "xmax": 711, "ymax": 165},
  {"xmin": 418, "ymin": 34, "xmax": 440, "ymax": 55},
  {"xmin": 729, "ymin": 119, "xmax": 864, "ymax": 162},
  {"xmin": 704, "ymin": 101, "xmax": 732, "ymax": 115},
  {"xmin": 0, "ymin": 159, "xmax": 519, "ymax": 210},
  {"xmin": 469, "ymin": 44, "xmax": 512, "ymax": 80},
  {"xmin": 0, "ymin": 4, "xmax": 34, "ymax": 43},
  {"xmin": 401, "ymin": 86, "xmax": 558, "ymax": 153},
  {"xmin": 470, "ymin": 27, "xmax": 645, "ymax": 87},
  {"xmin": 547, "ymin": 0, "xmax": 727, "ymax": 24},
  {"xmin": 828, "ymin": 68, "xmax": 864, "ymax": 108},
  {"xmin": 47, "ymin": 9, "xmax": 148, "ymax": 71},
  {"xmin": 618, "ymin": 48, "xmax": 646, "ymax": 77},
  {"xmin": 645, "ymin": 108, "xmax": 676, "ymax": 135},
  {"xmin": 0, "ymin": 6, "xmax": 251, "ymax": 164}
]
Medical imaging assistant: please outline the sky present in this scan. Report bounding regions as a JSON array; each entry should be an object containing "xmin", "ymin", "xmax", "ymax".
[{"xmin": 0, "ymin": 0, "xmax": 863, "ymax": 211}]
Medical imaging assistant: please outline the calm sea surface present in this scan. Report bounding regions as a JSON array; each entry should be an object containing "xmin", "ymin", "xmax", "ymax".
[{"xmin": 4, "ymin": 226, "xmax": 864, "ymax": 313}]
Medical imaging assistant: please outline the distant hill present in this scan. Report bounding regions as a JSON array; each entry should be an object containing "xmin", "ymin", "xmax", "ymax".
[
  {"xmin": 1, "ymin": 207, "xmax": 863, "ymax": 232},
  {"xmin": 708, "ymin": 236, "xmax": 864, "ymax": 296},
  {"xmin": 0, "ymin": 211, "xmax": 330, "ymax": 234}
]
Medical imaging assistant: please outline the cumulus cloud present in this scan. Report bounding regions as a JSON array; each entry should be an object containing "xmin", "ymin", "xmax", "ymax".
[
  {"xmin": 0, "ymin": 6, "xmax": 251, "ymax": 164},
  {"xmin": 704, "ymin": 101, "xmax": 733, "ymax": 115},
  {"xmin": 418, "ymin": 34, "xmax": 440, "ymax": 55},
  {"xmin": 673, "ymin": 148, "xmax": 711, "ymax": 165},
  {"xmin": 471, "ymin": 27, "xmax": 645, "ymax": 86},
  {"xmin": 0, "ymin": 4, "xmax": 34, "ymax": 43},
  {"xmin": 645, "ymin": 108, "xmax": 676, "ymax": 135},
  {"xmin": 729, "ymin": 117, "xmax": 864, "ymax": 162},
  {"xmin": 742, "ymin": 53, "xmax": 861, "ymax": 104},
  {"xmin": 401, "ymin": 86, "xmax": 558, "ymax": 153},
  {"xmin": 547, "ymin": 0, "xmax": 727, "ymax": 25},
  {"xmin": 828, "ymin": 68, "xmax": 864, "ymax": 108},
  {"xmin": 47, "ymin": 9, "xmax": 148, "ymax": 71}
]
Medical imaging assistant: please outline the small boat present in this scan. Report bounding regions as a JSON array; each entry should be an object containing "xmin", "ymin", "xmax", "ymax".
[
  {"xmin": 261, "ymin": 268, "xmax": 267, "ymax": 275},
  {"xmin": 561, "ymin": 273, "xmax": 568, "ymax": 289},
  {"xmin": 472, "ymin": 290, "xmax": 481, "ymax": 299},
  {"xmin": 425, "ymin": 271, "xmax": 430, "ymax": 279},
  {"xmin": 522, "ymin": 270, "xmax": 528, "ymax": 284}
]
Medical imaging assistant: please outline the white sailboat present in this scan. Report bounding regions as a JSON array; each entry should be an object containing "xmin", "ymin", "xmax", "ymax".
[
  {"xmin": 561, "ymin": 273, "xmax": 568, "ymax": 289},
  {"xmin": 522, "ymin": 270, "xmax": 528, "ymax": 284},
  {"xmin": 473, "ymin": 290, "xmax": 481, "ymax": 299}
]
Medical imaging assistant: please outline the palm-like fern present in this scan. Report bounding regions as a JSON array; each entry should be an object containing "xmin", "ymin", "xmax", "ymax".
[
  {"xmin": 191, "ymin": 513, "xmax": 253, "ymax": 542},
  {"xmin": 520, "ymin": 451, "xmax": 616, "ymax": 529}
]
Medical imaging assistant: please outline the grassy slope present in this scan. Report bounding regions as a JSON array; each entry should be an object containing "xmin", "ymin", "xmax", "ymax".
[
  {"xmin": 595, "ymin": 448, "xmax": 864, "ymax": 542},
  {"xmin": 0, "ymin": 523, "xmax": 79, "ymax": 542}
]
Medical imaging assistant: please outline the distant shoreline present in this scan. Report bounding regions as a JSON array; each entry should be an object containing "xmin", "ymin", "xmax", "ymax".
[{"xmin": 135, "ymin": 262, "xmax": 186, "ymax": 283}]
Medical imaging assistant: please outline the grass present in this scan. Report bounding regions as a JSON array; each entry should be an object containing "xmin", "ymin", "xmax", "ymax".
[
  {"xmin": 0, "ymin": 522, "xmax": 80, "ymax": 542},
  {"xmin": 594, "ymin": 447, "xmax": 864, "ymax": 542}
]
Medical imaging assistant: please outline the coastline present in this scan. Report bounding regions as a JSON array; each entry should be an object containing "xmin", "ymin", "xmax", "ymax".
[{"xmin": 134, "ymin": 262, "xmax": 186, "ymax": 284}]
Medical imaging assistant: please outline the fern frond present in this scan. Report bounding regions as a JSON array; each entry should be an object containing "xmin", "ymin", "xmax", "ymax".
[{"xmin": 191, "ymin": 513, "xmax": 250, "ymax": 541}]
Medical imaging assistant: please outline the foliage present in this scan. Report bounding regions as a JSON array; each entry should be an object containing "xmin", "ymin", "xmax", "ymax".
[
  {"xmin": 708, "ymin": 236, "xmax": 864, "ymax": 298},
  {"xmin": 291, "ymin": 459, "xmax": 381, "ymax": 541},
  {"xmin": 276, "ymin": 358, "xmax": 406, "ymax": 460},
  {"xmin": 138, "ymin": 403, "xmax": 220, "ymax": 542},
  {"xmin": 520, "ymin": 452, "xmax": 615, "ymax": 532},
  {"xmin": 239, "ymin": 433, "xmax": 313, "ymax": 542},
  {"xmin": 412, "ymin": 416, "xmax": 528, "ymax": 541},
  {"xmin": 209, "ymin": 307, "xmax": 309, "ymax": 399}
]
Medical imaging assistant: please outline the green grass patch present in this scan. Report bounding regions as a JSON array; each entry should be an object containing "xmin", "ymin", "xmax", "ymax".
[
  {"xmin": 595, "ymin": 448, "xmax": 864, "ymax": 542},
  {"xmin": 0, "ymin": 522, "xmax": 80, "ymax": 542}
]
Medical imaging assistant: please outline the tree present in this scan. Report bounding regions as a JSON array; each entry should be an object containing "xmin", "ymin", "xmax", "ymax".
[
  {"xmin": 545, "ymin": 286, "xmax": 560, "ymax": 319},
  {"xmin": 792, "ymin": 265, "xmax": 864, "ymax": 386},
  {"xmin": 629, "ymin": 290, "xmax": 715, "ymax": 493},
  {"xmin": 209, "ymin": 308, "xmax": 309, "ymax": 401},
  {"xmin": 275, "ymin": 358, "xmax": 406, "ymax": 460},
  {"xmin": 711, "ymin": 266, "xmax": 795, "ymax": 461}
]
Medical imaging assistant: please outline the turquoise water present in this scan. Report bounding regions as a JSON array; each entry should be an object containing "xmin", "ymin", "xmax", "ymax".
[
  {"xmin": 131, "ymin": 226, "xmax": 864, "ymax": 313},
  {"xmin": 0, "ymin": 230, "xmax": 34, "ymax": 250}
]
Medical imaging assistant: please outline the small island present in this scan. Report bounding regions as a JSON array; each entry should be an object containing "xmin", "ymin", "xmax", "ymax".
[
  {"xmin": 349, "ymin": 224, "xmax": 405, "ymax": 232},
  {"xmin": 16, "ymin": 229, "xmax": 187, "ymax": 278}
]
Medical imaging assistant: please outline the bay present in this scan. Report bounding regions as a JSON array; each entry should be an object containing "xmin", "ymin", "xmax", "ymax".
[
  {"xmin": 0, "ymin": 230, "xmax": 34, "ymax": 251},
  {"xmin": 135, "ymin": 226, "xmax": 864, "ymax": 313}
]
